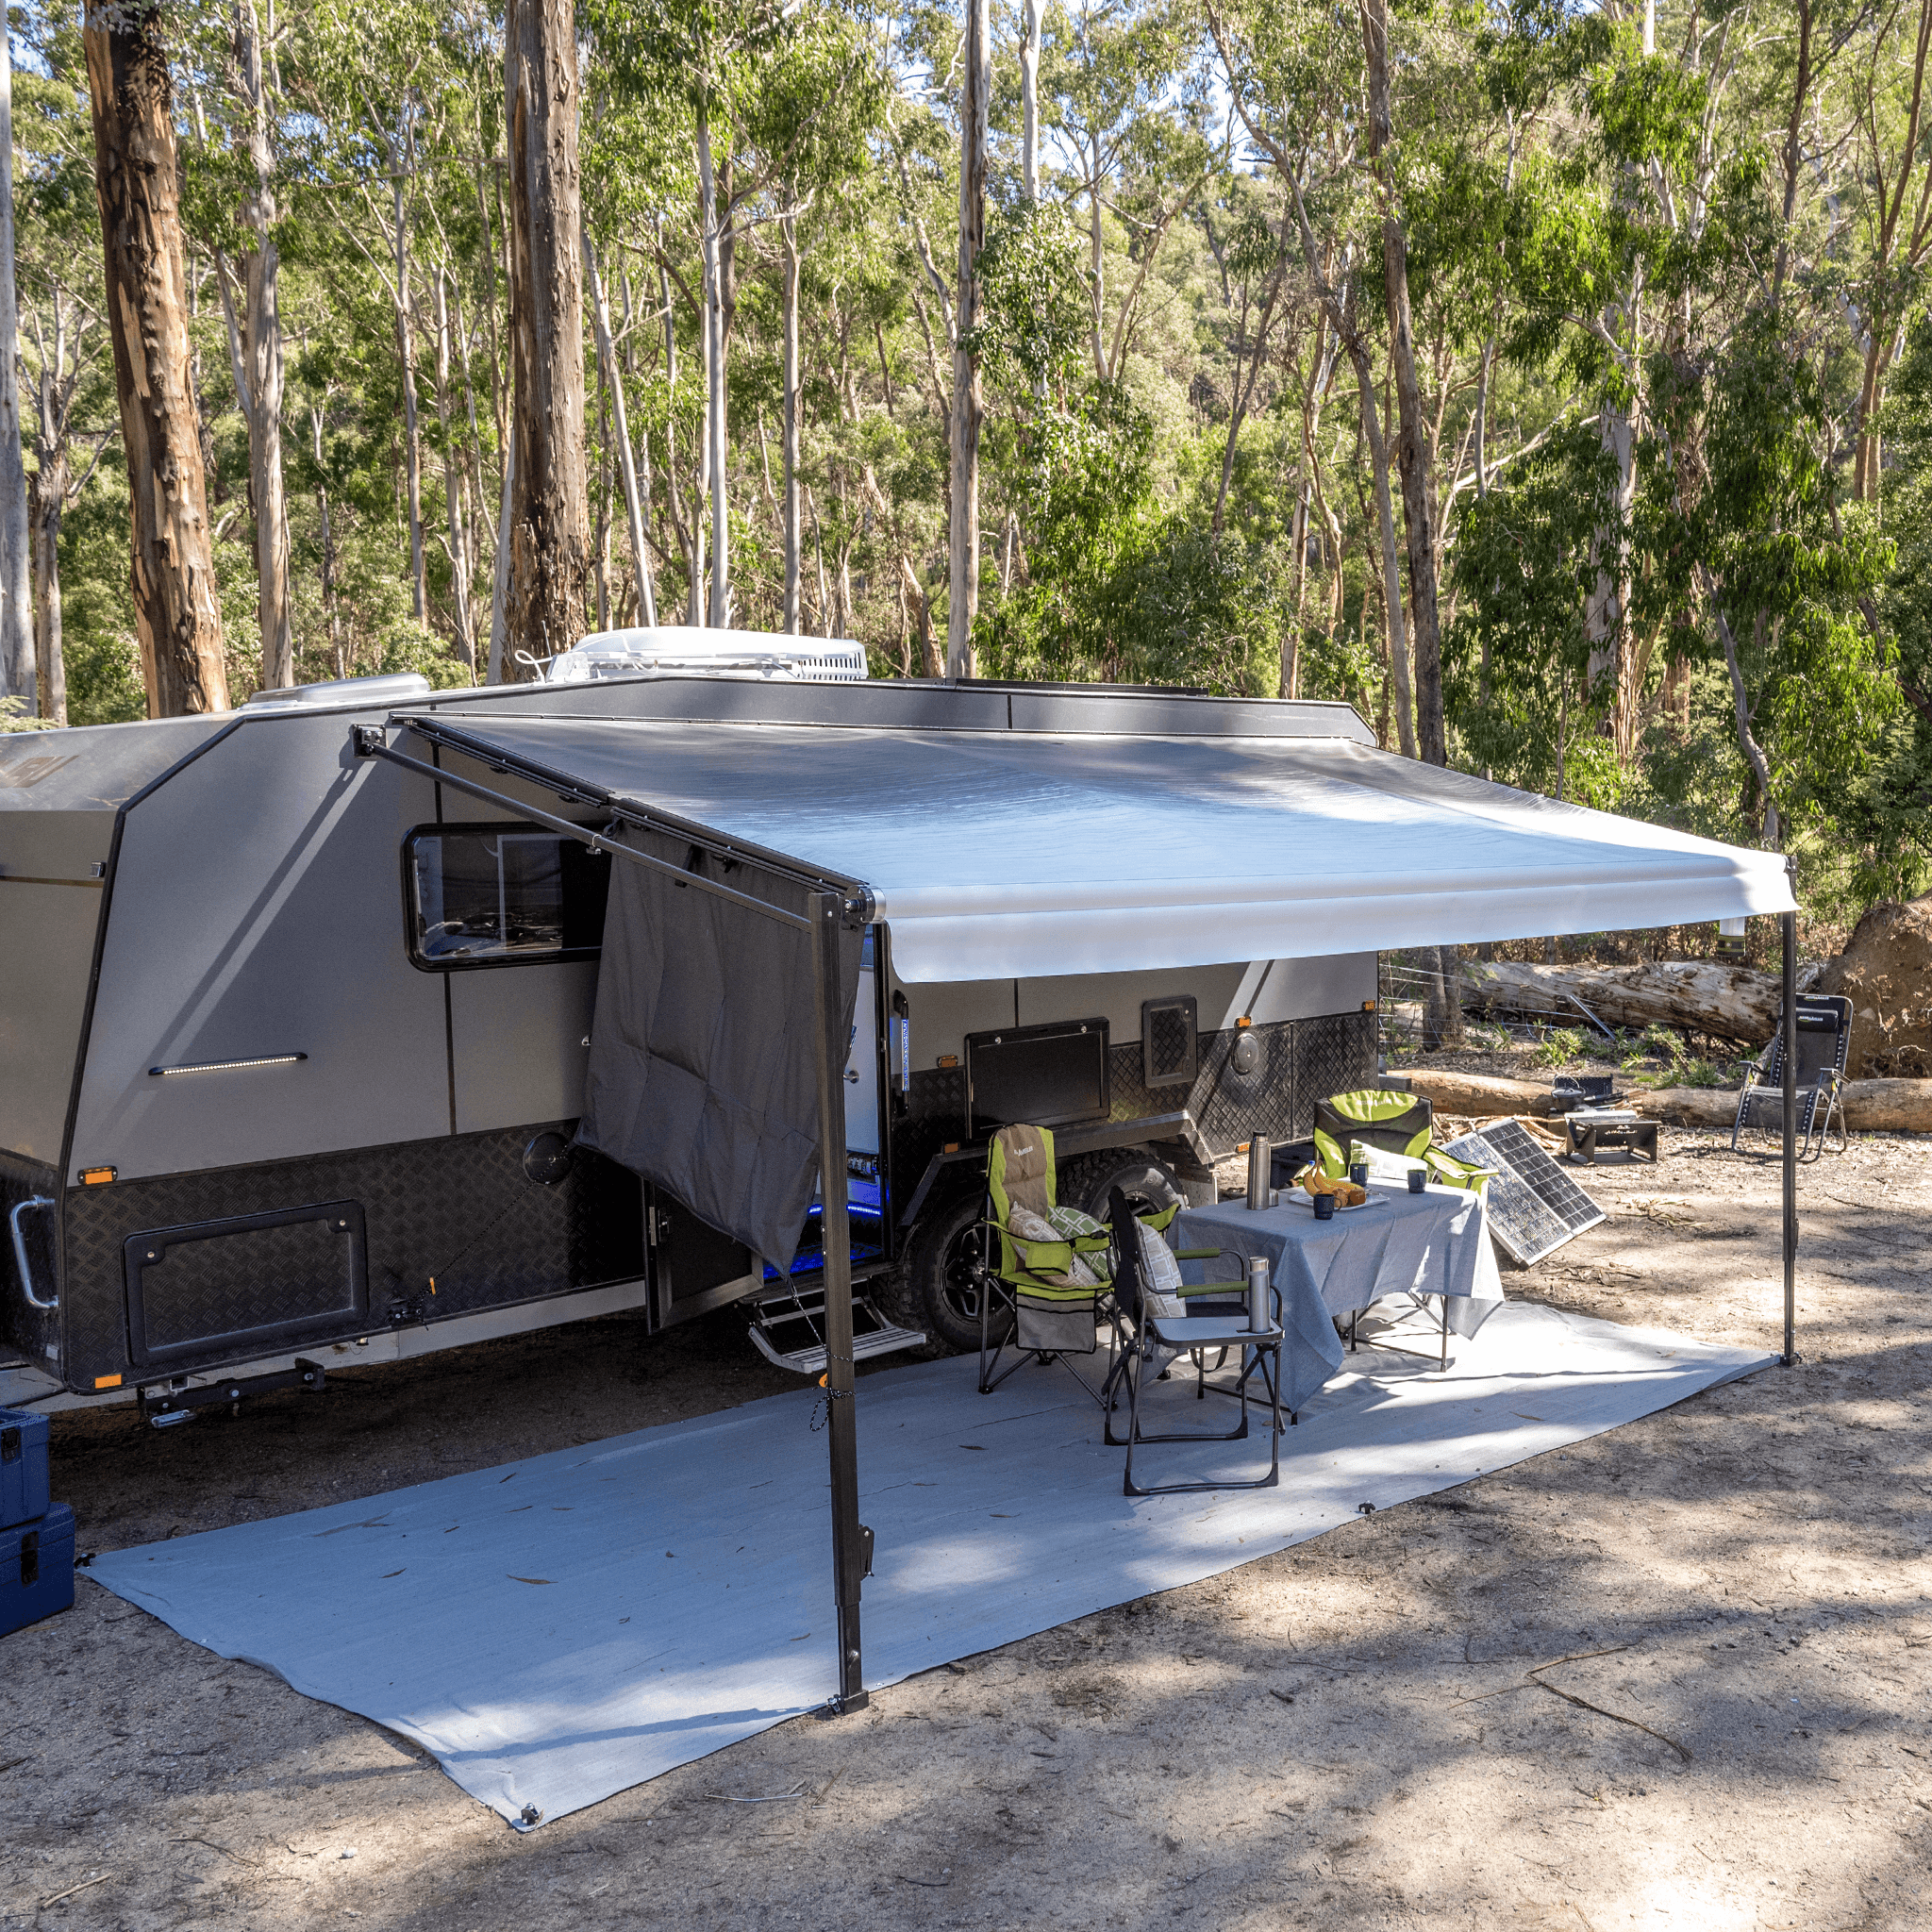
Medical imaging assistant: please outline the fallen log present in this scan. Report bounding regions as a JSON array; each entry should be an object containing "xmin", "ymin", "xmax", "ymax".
[
  {"xmin": 1400, "ymin": 1068, "xmax": 1932, "ymax": 1133},
  {"xmin": 1460, "ymin": 959, "xmax": 1779, "ymax": 1046},
  {"xmin": 1400, "ymin": 1070, "xmax": 1555, "ymax": 1117}
]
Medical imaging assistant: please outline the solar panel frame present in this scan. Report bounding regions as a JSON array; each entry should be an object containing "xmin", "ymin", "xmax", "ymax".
[{"xmin": 1444, "ymin": 1119, "xmax": 1607, "ymax": 1266}]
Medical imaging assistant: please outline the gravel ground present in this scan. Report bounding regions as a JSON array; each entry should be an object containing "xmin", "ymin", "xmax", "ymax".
[{"xmin": 5, "ymin": 1125, "xmax": 1929, "ymax": 1931}]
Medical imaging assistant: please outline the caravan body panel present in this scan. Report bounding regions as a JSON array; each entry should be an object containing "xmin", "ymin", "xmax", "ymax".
[{"xmin": 66, "ymin": 716, "xmax": 448, "ymax": 1185}]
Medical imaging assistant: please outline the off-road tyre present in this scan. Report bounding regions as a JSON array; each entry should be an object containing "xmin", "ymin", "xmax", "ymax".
[
  {"xmin": 1058, "ymin": 1145, "xmax": 1188, "ymax": 1227},
  {"xmin": 885, "ymin": 1186, "xmax": 1009, "ymax": 1357}
]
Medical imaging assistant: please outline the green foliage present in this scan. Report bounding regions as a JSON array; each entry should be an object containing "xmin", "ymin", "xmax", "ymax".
[{"xmin": 1528, "ymin": 1026, "xmax": 1588, "ymax": 1068}]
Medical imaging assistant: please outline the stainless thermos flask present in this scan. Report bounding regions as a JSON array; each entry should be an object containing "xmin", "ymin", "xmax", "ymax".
[
  {"xmin": 1247, "ymin": 1136, "xmax": 1272, "ymax": 1211},
  {"xmin": 1247, "ymin": 1256, "xmax": 1271, "ymax": 1332}
]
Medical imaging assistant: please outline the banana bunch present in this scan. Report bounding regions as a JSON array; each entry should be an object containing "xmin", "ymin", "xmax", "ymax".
[{"xmin": 1297, "ymin": 1166, "xmax": 1367, "ymax": 1207}]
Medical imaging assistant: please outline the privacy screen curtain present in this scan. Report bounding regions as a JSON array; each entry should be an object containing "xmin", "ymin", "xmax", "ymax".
[{"xmin": 576, "ymin": 834, "xmax": 864, "ymax": 1273}]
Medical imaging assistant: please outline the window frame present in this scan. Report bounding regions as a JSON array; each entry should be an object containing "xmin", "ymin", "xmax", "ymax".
[{"xmin": 400, "ymin": 819, "xmax": 611, "ymax": 974}]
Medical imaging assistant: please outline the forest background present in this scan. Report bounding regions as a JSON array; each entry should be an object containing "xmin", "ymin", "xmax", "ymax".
[{"xmin": 3, "ymin": 0, "xmax": 1931, "ymax": 934}]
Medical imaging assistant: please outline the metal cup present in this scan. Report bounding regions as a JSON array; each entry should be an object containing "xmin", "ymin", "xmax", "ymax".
[
  {"xmin": 1407, "ymin": 1167, "xmax": 1427, "ymax": 1193},
  {"xmin": 1313, "ymin": 1191, "xmax": 1337, "ymax": 1221},
  {"xmin": 1247, "ymin": 1256, "xmax": 1271, "ymax": 1332}
]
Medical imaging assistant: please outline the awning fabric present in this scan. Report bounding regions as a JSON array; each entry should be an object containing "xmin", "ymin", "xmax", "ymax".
[
  {"xmin": 576, "ymin": 832, "xmax": 862, "ymax": 1270},
  {"xmin": 421, "ymin": 714, "xmax": 1796, "ymax": 984}
]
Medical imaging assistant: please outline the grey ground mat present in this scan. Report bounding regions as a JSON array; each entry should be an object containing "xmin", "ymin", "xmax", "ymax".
[{"xmin": 89, "ymin": 1302, "xmax": 1772, "ymax": 1830}]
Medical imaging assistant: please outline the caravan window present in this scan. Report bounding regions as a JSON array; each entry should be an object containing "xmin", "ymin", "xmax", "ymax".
[{"xmin": 404, "ymin": 824, "xmax": 610, "ymax": 968}]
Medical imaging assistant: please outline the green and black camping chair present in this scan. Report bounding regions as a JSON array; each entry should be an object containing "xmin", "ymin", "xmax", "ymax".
[
  {"xmin": 976, "ymin": 1124, "xmax": 1227, "ymax": 1407},
  {"xmin": 976, "ymin": 1124, "xmax": 1123, "ymax": 1397},
  {"xmin": 1311, "ymin": 1089, "xmax": 1491, "ymax": 1193}
]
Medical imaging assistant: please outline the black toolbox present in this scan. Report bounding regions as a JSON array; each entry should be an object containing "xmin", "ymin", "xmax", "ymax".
[
  {"xmin": 0, "ymin": 1408, "xmax": 51, "ymax": 1530},
  {"xmin": 1, "ymin": 1501, "xmax": 75, "ymax": 1638}
]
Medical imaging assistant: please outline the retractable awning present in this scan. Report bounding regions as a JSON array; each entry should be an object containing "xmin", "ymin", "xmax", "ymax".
[{"xmin": 403, "ymin": 711, "xmax": 1795, "ymax": 982}]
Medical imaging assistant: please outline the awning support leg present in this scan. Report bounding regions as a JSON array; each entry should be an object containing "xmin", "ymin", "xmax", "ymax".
[
  {"xmin": 1781, "ymin": 905, "xmax": 1799, "ymax": 1366},
  {"xmin": 810, "ymin": 890, "xmax": 869, "ymax": 1711}
]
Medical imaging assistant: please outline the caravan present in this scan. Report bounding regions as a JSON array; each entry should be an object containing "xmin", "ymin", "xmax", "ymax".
[{"xmin": 0, "ymin": 641, "xmax": 1386, "ymax": 1419}]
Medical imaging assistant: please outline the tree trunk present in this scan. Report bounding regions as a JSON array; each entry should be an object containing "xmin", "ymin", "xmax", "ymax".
[
  {"xmin": 505, "ymin": 0, "xmax": 591, "ymax": 676},
  {"xmin": 1359, "ymin": 0, "xmax": 1443, "ymax": 766},
  {"xmin": 948, "ymin": 0, "xmax": 988, "ymax": 680},
  {"xmin": 695, "ymin": 105, "xmax": 731, "ymax": 628},
  {"xmin": 781, "ymin": 210, "xmax": 802, "ymax": 635},
  {"xmin": 0, "ymin": 15, "xmax": 34, "ymax": 705},
  {"xmin": 29, "ymin": 439, "xmax": 67, "ymax": 725},
  {"xmin": 657, "ymin": 251, "xmax": 703, "ymax": 625},
  {"xmin": 310, "ymin": 406, "xmax": 344, "ymax": 679},
  {"xmin": 392, "ymin": 176, "xmax": 428, "ymax": 627},
  {"xmin": 583, "ymin": 232, "xmax": 655, "ymax": 627},
  {"xmin": 85, "ymin": 2, "xmax": 226, "ymax": 716},
  {"xmin": 1020, "ymin": 0, "xmax": 1042, "ymax": 204},
  {"xmin": 432, "ymin": 268, "xmax": 475, "ymax": 672},
  {"xmin": 591, "ymin": 370, "xmax": 610, "ymax": 631},
  {"xmin": 1347, "ymin": 342, "xmax": 1413, "ymax": 758},
  {"xmin": 1403, "ymin": 1065, "xmax": 1932, "ymax": 1133},
  {"xmin": 1460, "ymin": 958, "xmax": 1781, "ymax": 1044},
  {"xmin": 487, "ymin": 429, "xmax": 514, "ymax": 682},
  {"xmin": 231, "ymin": 0, "xmax": 290, "ymax": 691}
]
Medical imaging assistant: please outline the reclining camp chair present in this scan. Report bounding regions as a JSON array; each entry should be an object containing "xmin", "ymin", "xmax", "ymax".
[
  {"xmin": 1311, "ymin": 1089, "xmax": 1491, "ymax": 1192},
  {"xmin": 1102, "ymin": 1186, "xmax": 1284, "ymax": 1496},
  {"xmin": 976, "ymin": 1124, "xmax": 1123, "ymax": 1398},
  {"xmin": 1732, "ymin": 994, "xmax": 1852, "ymax": 1163}
]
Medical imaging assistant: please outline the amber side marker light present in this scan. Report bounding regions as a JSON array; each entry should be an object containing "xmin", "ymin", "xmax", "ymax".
[
  {"xmin": 93, "ymin": 1374, "xmax": 123, "ymax": 1390},
  {"xmin": 80, "ymin": 1166, "xmax": 116, "ymax": 1185}
]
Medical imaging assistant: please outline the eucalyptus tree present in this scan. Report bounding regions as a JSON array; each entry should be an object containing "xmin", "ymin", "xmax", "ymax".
[
  {"xmin": 588, "ymin": 0, "xmax": 802, "ymax": 631},
  {"xmin": 178, "ymin": 0, "xmax": 296, "ymax": 690},
  {"xmin": 503, "ymin": 0, "xmax": 591, "ymax": 676},
  {"xmin": 0, "ymin": 15, "xmax": 34, "ymax": 706},
  {"xmin": 84, "ymin": 0, "xmax": 227, "ymax": 714},
  {"xmin": 743, "ymin": 11, "xmax": 889, "ymax": 634},
  {"xmin": 1209, "ymin": 0, "xmax": 1420, "ymax": 756}
]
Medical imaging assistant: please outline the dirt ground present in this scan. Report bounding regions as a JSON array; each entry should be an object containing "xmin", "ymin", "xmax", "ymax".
[{"xmin": 5, "ymin": 1122, "xmax": 1929, "ymax": 1931}]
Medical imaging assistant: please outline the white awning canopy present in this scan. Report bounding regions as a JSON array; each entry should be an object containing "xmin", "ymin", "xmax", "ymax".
[{"xmin": 415, "ymin": 713, "xmax": 1795, "ymax": 983}]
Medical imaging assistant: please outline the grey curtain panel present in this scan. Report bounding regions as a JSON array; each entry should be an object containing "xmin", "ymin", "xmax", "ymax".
[{"xmin": 577, "ymin": 837, "xmax": 863, "ymax": 1273}]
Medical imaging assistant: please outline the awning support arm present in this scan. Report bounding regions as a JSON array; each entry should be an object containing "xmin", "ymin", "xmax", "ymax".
[
  {"xmin": 357, "ymin": 723, "xmax": 874, "ymax": 1711},
  {"xmin": 809, "ymin": 890, "xmax": 869, "ymax": 1713},
  {"xmin": 353, "ymin": 725, "xmax": 819, "ymax": 930},
  {"xmin": 386, "ymin": 712, "xmax": 874, "ymax": 914},
  {"xmin": 1781, "ymin": 896, "xmax": 1798, "ymax": 1366}
]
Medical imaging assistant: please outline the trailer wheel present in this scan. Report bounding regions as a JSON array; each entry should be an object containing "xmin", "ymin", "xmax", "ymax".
[
  {"xmin": 1058, "ymin": 1146, "xmax": 1187, "ymax": 1227},
  {"xmin": 894, "ymin": 1187, "xmax": 1008, "ymax": 1357}
]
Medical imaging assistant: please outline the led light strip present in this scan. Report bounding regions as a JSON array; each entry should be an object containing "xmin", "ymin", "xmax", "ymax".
[{"xmin": 148, "ymin": 1053, "xmax": 308, "ymax": 1077}]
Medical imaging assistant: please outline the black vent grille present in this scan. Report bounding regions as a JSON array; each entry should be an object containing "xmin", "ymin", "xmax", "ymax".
[{"xmin": 1141, "ymin": 996, "xmax": 1199, "ymax": 1090}]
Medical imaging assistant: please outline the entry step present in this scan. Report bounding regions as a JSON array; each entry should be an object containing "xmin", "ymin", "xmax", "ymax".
[{"xmin": 746, "ymin": 1284, "xmax": 924, "ymax": 1376}]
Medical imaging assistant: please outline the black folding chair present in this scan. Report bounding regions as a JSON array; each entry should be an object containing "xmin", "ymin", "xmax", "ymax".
[
  {"xmin": 1732, "ymin": 994, "xmax": 1852, "ymax": 1163},
  {"xmin": 1101, "ymin": 1188, "xmax": 1285, "ymax": 1497}
]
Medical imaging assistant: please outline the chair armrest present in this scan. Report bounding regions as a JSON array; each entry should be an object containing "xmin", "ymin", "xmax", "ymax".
[{"xmin": 985, "ymin": 1223, "xmax": 1074, "ymax": 1274}]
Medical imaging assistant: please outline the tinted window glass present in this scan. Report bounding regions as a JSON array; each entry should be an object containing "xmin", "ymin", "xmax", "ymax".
[{"xmin": 406, "ymin": 825, "xmax": 609, "ymax": 967}]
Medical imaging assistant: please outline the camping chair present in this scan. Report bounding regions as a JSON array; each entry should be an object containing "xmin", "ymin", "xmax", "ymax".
[
  {"xmin": 1102, "ymin": 1187, "xmax": 1284, "ymax": 1497},
  {"xmin": 1731, "ymin": 994, "xmax": 1852, "ymax": 1163},
  {"xmin": 976, "ymin": 1124, "xmax": 1124, "ymax": 1400},
  {"xmin": 1311, "ymin": 1089, "xmax": 1491, "ymax": 1193}
]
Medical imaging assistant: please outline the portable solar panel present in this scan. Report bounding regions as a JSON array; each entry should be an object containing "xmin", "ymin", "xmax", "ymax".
[{"xmin": 1443, "ymin": 1119, "xmax": 1607, "ymax": 1266}]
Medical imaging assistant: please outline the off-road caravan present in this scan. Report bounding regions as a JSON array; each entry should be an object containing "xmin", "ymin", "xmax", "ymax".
[{"xmin": 0, "ymin": 643, "xmax": 1393, "ymax": 1419}]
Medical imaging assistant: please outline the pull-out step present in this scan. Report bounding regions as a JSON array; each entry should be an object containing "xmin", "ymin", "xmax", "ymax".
[{"xmin": 747, "ymin": 1283, "xmax": 924, "ymax": 1375}]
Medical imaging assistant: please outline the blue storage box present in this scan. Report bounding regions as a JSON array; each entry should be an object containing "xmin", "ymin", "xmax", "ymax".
[
  {"xmin": 2, "ymin": 1503, "xmax": 75, "ymax": 1638},
  {"xmin": 0, "ymin": 1408, "xmax": 51, "ymax": 1530}
]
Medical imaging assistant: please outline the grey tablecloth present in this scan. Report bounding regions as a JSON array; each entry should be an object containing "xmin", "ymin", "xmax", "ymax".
[{"xmin": 1174, "ymin": 1186, "xmax": 1507, "ymax": 1410}]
